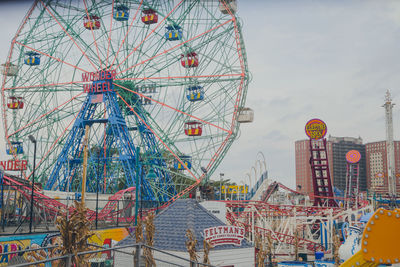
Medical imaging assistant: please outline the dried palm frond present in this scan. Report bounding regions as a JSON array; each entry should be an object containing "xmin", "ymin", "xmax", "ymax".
[
  {"xmin": 56, "ymin": 200, "xmax": 94, "ymax": 266},
  {"xmin": 294, "ymin": 229, "xmax": 299, "ymax": 261},
  {"xmin": 144, "ymin": 213, "xmax": 156, "ymax": 267},
  {"xmin": 127, "ymin": 216, "xmax": 144, "ymax": 267},
  {"xmin": 333, "ymin": 233, "xmax": 341, "ymax": 266},
  {"xmin": 185, "ymin": 229, "xmax": 198, "ymax": 262},
  {"xmin": 202, "ymin": 238, "xmax": 213, "ymax": 265},
  {"xmin": 255, "ymin": 234, "xmax": 267, "ymax": 267},
  {"xmin": 265, "ymin": 231, "xmax": 274, "ymax": 266}
]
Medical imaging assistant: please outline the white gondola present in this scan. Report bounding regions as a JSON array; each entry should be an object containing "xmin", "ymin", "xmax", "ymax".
[
  {"xmin": 1, "ymin": 63, "xmax": 18, "ymax": 76},
  {"xmin": 238, "ymin": 107, "xmax": 254, "ymax": 123},
  {"xmin": 219, "ymin": 0, "xmax": 237, "ymax": 14}
]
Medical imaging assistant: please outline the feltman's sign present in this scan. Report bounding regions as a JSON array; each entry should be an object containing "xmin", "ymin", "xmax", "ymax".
[
  {"xmin": 204, "ymin": 225, "xmax": 245, "ymax": 247},
  {"xmin": 0, "ymin": 160, "xmax": 27, "ymax": 171}
]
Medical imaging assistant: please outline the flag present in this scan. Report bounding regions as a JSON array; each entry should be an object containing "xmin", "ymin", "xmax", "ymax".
[{"xmin": 91, "ymin": 93, "xmax": 103, "ymax": 103}]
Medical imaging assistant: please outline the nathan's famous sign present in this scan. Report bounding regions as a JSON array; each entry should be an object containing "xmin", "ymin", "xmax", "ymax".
[{"xmin": 305, "ymin": 118, "xmax": 327, "ymax": 140}]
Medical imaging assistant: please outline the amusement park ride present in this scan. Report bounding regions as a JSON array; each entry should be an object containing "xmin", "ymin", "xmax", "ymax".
[
  {"xmin": 0, "ymin": 0, "xmax": 397, "ymax": 264},
  {"xmin": 1, "ymin": 0, "xmax": 251, "ymax": 208}
]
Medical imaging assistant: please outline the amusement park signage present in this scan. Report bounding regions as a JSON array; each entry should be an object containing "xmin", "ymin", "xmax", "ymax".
[
  {"xmin": 305, "ymin": 118, "xmax": 327, "ymax": 140},
  {"xmin": 346, "ymin": 150, "xmax": 361, "ymax": 164},
  {"xmin": 221, "ymin": 185, "xmax": 248, "ymax": 194},
  {"xmin": 81, "ymin": 70, "xmax": 156, "ymax": 106},
  {"xmin": 82, "ymin": 70, "xmax": 116, "ymax": 93},
  {"xmin": 0, "ymin": 160, "xmax": 27, "ymax": 171},
  {"xmin": 203, "ymin": 225, "xmax": 245, "ymax": 247}
]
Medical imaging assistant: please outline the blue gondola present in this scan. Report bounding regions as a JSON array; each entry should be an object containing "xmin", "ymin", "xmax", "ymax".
[
  {"xmin": 24, "ymin": 51, "xmax": 40, "ymax": 66},
  {"xmin": 174, "ymin": 156, "xmax": 192, "ymax": 170},
  {"xmin": 165, "ymin": 25, "xmax": 182, "ymax": 41},
  {"xmin": 6, "ymin": 141, "xmax": 23, "ymax": 155},
  {"xmin": 114, "ymin": 5, "xmax": 129, "ymax": 21},
  {"xmin": 186, "ymin": 86, "xmax": 204, "ymax": 102}
]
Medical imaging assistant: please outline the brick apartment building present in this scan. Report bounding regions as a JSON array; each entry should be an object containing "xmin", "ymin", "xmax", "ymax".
[
  {"xmin": 295, "ymin": 136, "xmax": 366, "ymax": 195},
  {"xmin": 365, "ymin": 141, "xmax": 400, "ymax": 195},
  {"xmin": 296, "ymin": 137, "xmax": 400, "ymax": 196}
]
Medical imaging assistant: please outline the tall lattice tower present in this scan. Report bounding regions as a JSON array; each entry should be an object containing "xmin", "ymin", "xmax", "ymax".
[
  {"xmin": 305, "ymin": 119, "xmax": 337, "ymax": 207},
  {"xmin": 383, "ymin": 90, "xmax": 397, "ymax": 199}
]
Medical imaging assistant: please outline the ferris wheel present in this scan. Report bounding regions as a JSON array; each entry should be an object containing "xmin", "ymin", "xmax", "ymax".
[{"xmin": 1, "ymin": 0, "xmax": 250, "ymax": 202}]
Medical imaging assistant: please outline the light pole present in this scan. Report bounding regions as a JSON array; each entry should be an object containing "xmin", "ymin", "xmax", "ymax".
[
  {"xmin": 95, "ymin": 148, "xmax": 100, "ymax": 229},
  {"xmin": 219, "ymin": 173, "xmax": 224, "ymax": 200},
  {"xmin": 145, "ymin": 168, "xmax": 158, "ymax": 215},
  {"xmin": 0, "ymin": 166, "xmax": 4, "ymax": 232},
  {"xmin": 239, "ymin": 180, "xmax": 246, "ymax": 200},
  {"xmin": 28, "ymin": 135, "xmax": 37, "ymax": 234},
  {"xmin": 135, "ymin": 147, "xmax": 140, "ymax": 226}
]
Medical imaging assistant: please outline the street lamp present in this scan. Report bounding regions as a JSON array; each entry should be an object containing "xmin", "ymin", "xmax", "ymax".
[
  {"xmin": 219, "ymin": 173, "xmax": 224, "ymax": 200},
  {"xmin": 95, "ymin": 148, "xmax": 101, "ymax": 229},
  {"xmin": 144, "ymin": 168, "xmax": 158, "ymax": 215},
  {"xmin": 134, "ymin": 147, "xmax": 140, "ymax": 226},
  {"xmin": 28, "ymin": 135, "xmax": 37, "ymax": 233}
]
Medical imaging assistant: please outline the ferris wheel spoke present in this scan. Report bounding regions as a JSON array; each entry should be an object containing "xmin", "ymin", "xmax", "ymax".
[
  {"xmin": 205, "ymin": 133, "xmax": 233, "ymax": 171},
  {"xmin": 117, "ymin": 17, "xmax": 233, "ymax": 76},
  {"xmin": 113, "ymin": 82, "xmax": 230, "ymax": 134},
  {"xmin": 105, "ymin": 0, "xmax": 116, "ymax": 69},
  {"xmin": 115, "ymin": 0, "xmax": 184, "ymax": 72},
  {"xmin": 116, "ymin": 91, "xmax": 199, "ymax": 182},
  {"xmin": 3, "ymin": 80, "xmax": 86, "ymax": 91},
  {"xmin": 83, "ymin": 0, "xmax": 104, "ymax": 69},
  {"xmin": 14, "ymin": 41, "xmax": 89, "ymax": 74},
  {"xmin": 116, "ymin": 73, "xmax": 242, "ymax": 82},
  {"xmin": 25, "ymin": 110, "xmax": 81, "ymax": 181},
  {"xmin": 6, "ymin": 92, "xmax": 84, "ymax": 138},
  {"xmin": 39, "ymin": 0, "xmax": 99, "ymax": 71},
  {"xmin": 109, "ymin": 0, "xmax": 143, "ymax": 70}
]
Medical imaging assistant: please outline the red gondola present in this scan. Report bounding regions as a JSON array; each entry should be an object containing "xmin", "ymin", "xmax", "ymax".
[
  {"xmin": 7, "ymin": 97, "xmax": 24, "ymax": 110},
  {"xmin": 84, "ymin": 15, "xmax": 101, "ymax": 30},
  {"xmin": 184, "ymin": 121, "xmax": 203, "ymax": 136},
  {"xmin": 141, "ymin": 9, "xmax": 158, "ymax": 24},
  {"xmin": 181, "ymin": 52, "xmax": 199, "ymax": 68}
]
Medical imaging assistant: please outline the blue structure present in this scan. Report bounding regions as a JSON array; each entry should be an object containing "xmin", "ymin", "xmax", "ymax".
[
  {"xmin": 24, "ymin": 51, "xmax": 40, "ymax": 66},
  {"xmin": 44, "ymin": 71, "xmax": 176, "ymax": 202},
  {"xmin": 114, "ymin": 5, "xmax": 129, "ymax": 21},
  {"xmin": 165, "ymin": 25, "xmax": 182, "ymax": 41},
  {"xmin": 186, "ymin": 86, "xmax": 204, "ymax": 102}
]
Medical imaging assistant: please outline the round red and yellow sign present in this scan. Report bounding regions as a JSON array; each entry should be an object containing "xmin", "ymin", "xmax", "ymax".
[
  {"xmin": 346, "ymin": 150, "xmax": 361, "ymax": 163},
  {"xmin": 305, "ymin": 119, "xmax": 327, "ymax": 140}
]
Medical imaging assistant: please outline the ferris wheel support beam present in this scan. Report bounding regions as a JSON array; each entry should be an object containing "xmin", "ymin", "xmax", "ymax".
[{"xmin": 44, "ymin": 74, "xmax": 160, "ymax": 200}]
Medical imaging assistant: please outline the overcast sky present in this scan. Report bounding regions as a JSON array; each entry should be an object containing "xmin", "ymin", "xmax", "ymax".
[{"xmin": 1, "ymin": 1, "xmax": 400, "ymax": 189}]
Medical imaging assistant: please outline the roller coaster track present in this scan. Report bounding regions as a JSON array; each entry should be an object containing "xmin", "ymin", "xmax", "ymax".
[
  {"xmin": 259, "ymin": 181, "xmax": 304, "ymax": 202},
  {"xmin": 3, "ymin": 174, "xmax": 136, "ymax": 222},
  {"xmin": 225, "ymin": 200, "xmax": 343, "ymax": 218},
  {"xmin": 226, "ymin": 210, "xmax": 324, "ymax": 252}
]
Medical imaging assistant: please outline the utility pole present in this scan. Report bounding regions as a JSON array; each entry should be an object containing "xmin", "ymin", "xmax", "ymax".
[
  {"xmin": 219, "ymin": 173, "xmax": 224, "ymax": 200},
  {"xmin": 81, "ymin": 125, "xmax": 91, "ymax": 204},
  {"xmin": 28, "ymin": 135, "xmax": 37, "ymax": 233}
]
